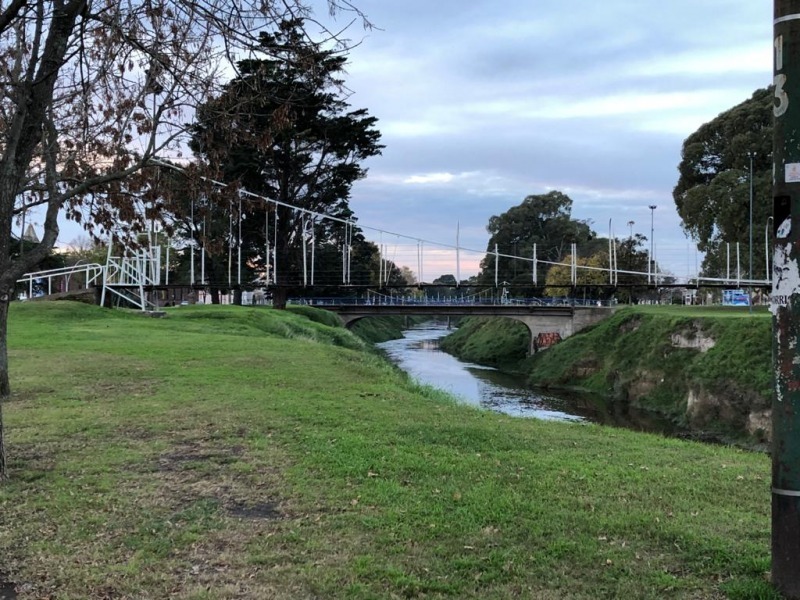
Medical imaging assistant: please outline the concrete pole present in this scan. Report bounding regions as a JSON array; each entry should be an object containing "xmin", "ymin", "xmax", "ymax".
[{"xmin": 772, "ymin": 1, "xmax": 800, "ymax": 595}]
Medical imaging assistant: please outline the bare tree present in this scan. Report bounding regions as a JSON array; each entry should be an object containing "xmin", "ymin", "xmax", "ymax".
[{"xmin": 0, "ymin": 0, "xmax": 370, "ymax": 479}]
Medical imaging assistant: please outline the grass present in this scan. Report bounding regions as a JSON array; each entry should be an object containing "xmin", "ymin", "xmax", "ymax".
[
  {"xmin": 509, "ymin": 305, "xmax": 773, "ymax": 442},
  {"xmin": 0, "ymin": 301, "xmax": 778, "ymax": 599},
  {"xmin": 439, "ymin": 317, "xmax": 529, "ymax": 367},
  {"xmin": 350, "ymin": 316, "xmax": 416, "ymax": 344}
]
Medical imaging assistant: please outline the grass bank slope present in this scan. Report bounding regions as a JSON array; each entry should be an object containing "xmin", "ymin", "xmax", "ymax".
[
  {"xmin": 0, "ymin": 302, "xmax": 775, "ymax": 599},
  {"xmin": 351, "ymin": 316, "xmax": 414, "ymax": 344},
  {"xmin": 439, "ymin": 317, "xmax": 529, "ymax": 367},
  {"xmin": 522, "ymin": 306, "xmax": 772, "ymax": 442}
]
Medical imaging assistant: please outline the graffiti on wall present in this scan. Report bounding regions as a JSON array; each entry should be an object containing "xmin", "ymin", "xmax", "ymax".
[{"xmin": 535, "ymin": 332, "xmax": 562, "ymax": 350}]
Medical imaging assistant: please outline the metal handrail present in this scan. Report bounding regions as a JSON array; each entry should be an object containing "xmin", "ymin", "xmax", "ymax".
[{"xmin": 17, "ymin": 262, "xmax": 104, "ymax": 298}]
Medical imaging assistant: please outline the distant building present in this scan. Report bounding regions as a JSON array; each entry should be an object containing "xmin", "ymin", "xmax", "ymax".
[{"xmin": 22, "ymin": 224, "xmax": 39, "ymax": 244}]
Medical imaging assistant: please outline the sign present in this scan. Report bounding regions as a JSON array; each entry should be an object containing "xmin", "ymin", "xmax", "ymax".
[{"xmin": 722, "ymin": 289, "xmax": 750, "ymax": 307}]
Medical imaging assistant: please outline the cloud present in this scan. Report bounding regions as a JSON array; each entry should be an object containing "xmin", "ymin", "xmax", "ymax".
[{"xmin": 404, "ymin": 172, "xmax": 457, "ymax": 184}]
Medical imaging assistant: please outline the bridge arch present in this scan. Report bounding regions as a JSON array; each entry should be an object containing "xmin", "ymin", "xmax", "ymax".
[{"xmin": 327, "ymin": 305, "xmax": 614, "ymax": 355}]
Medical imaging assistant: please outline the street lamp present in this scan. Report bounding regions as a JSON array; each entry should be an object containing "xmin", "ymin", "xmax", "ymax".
[
  {"xmin": 747, "ymin": 151, "xmax": 755, "ymax": 312},
  {"xmin": 748, "ymin": 152, "xmax": 755, "ymax": 278},
  {"xmin": 649, "ymin": 205, "xmax": 657, "ymax": 284}
]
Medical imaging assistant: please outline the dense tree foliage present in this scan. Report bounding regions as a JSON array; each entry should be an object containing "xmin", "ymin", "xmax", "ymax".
[
  {"xmin": 673, "ymin": 88, "xmax": 772, "ymax": 279},
  {"xmin": 544, "ymin": 251, "xmax": 610, "ymax": 298},
  {"xmin": 189, "ymin": 18, "xmax": 383, "ymax": 306},
  {"xmin": 477, "ymin": 191, "xmax": 595, "ymax": 290}
]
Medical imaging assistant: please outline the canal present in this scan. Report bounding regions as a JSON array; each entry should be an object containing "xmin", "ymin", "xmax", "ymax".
[{"xmin": 378, "ymin": 320, "xmax": 682, "ymax": 434}]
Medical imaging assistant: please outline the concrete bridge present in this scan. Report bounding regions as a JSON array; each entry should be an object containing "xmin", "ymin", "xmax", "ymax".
[{"xmin": 318, "ymin": 304, "xmax": 616, "ymax": 354}]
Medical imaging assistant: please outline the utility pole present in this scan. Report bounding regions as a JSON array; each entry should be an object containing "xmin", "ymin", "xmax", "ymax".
[
  {"xmin": 749, "ymin": 150, "xmax": 755, "ymax": 314},
  {"xmin": 772, "ymin": 1, "xmax": 800, "ymax": 595},
  {"xmin": 648, "ymin": 206, "xmax": 656, "ymax": 284}
]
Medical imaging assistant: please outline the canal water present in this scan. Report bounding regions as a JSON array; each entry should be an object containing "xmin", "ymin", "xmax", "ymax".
[{"xmin": 378, "ymin": 321, "xmax": 681, "ymax": 434}]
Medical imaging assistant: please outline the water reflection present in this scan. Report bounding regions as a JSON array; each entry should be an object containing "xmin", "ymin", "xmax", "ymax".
[{"xmin": 378, "ymin": 321, "xmax": 680, "ymax": 433}]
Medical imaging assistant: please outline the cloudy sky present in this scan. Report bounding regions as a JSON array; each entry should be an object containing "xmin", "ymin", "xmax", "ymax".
[{"xmin": 304, "ymin": 0, "xmax": 772, "ymax": 281}]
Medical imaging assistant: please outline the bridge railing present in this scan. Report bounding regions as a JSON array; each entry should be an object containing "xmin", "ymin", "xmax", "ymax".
[
  {"xmin": 291, "ymin": 296, "xmax": 613, "ymax": 307},
  {"xmin": 17, "ymin": 263, "xmax": 104, "ymax": 299}
]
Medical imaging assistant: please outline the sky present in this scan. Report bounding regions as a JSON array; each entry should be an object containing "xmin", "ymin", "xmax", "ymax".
[{"xmin": 299, "ymin": 0, "xmax": 773, "ymax": 282}]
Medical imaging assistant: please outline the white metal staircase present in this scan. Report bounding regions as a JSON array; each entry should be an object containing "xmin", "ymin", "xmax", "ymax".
[{"xmin": 17, "ymin": 242, "xmax": 163, "ymax": 311}]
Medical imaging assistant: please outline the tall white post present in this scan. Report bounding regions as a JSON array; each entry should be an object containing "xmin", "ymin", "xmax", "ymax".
[
  {"xmin": 201, "ymin": 217, "xmax": 206, "ymax": 285},
  {"xmin": 311, "ymin": 224, "xmax": 315, "ymax": 286},
  {"xmin": 736, "ymin": 242, "xmax": 741, "ymax": 286},
  {"xmin": 265, "ymin": 206, "xmax": 270, "ymax": 285},
  {"xmin": 648, "ymin": 205, "xmax": 657, "ymax": 284},
  {"xmin": 273, "ymin": 210, "xmax": 278, "ymax": 285},
  {"xmin": 494, "ymin": 243, "xmax": 499, "ymax": 287},
  {"xmin": 420, "ymin": 241, "xmax": 424, "ymax": 284},
  {"xmin": 227, "ymin": 200, "xmax": 233, "ymax": 287},
  {"xmin": 190, "ymin": 199, "xmax": 195, "ymax": 286},
  {"xmin": 608, "ymin": 219, "xmax": 613, "ymax": 285},
  {"xmin": 166, "ymin": 238, "xmax": 170, "ymax": 286},
  {"xmin": 727, "ymin": 243, "xmax": 731, "ymax": 282},
  {"xmin": 456, "ymin": 221, "xmax": 461, "ymax": 286},
  {"xmin": 237, "ymin": 197, "xmax": 242, "ymax": 287},
  {"xmin": 571, "ymin": 243, "xmax": 577, "ymax": 286},
  {"xmin": 302, "ymin": 218, "xmax": 308, "ymax": 287}
]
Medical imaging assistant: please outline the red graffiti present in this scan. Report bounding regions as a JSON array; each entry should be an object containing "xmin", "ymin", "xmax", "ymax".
[{"xmin": 536, "ymin": 332, "xmax": 562, "ymax": 349}]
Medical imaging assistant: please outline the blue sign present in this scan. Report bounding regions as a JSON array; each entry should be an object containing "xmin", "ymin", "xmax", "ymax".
[{"xmin": 722, "ymin": 289, "xmax": 750, "ymax": 306}]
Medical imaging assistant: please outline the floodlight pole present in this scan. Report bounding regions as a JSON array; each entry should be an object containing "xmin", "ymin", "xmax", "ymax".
[{"xmin": 772, "ymin": 1, "xmax": 800, "ymax": 595}]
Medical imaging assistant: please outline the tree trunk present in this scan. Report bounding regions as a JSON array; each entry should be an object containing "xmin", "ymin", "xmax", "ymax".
[{"xmin": 273, "ymin": 286, "xmax": 288, "ymax": 309}]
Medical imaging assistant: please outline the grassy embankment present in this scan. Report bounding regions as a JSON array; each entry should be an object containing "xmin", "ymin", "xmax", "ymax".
[
  {"xmin": 439, "ymin": 317, "xmax": 530, "ymax": 368},
  {"xmin": 441, "ymin": 306, "xmax": 772, "ymax": 442},
  {"xmin": 0, "ymin": 302, "xmax": 777, "ymax": 599},
  {"xmin": 350, "ymin": 315, "xmax": 414, "ymax": 344}
]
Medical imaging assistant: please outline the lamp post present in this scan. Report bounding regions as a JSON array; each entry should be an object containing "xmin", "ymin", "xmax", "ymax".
[
  {"xmin": 626, "ymin": 220, "xmax": 635, "ymax": 304},
  {"xmin": 627, "ymin": 220, "xmax": 635, "ymax": 274},
  {"xmin": 748, "ymin": 151, "xmax": 755, "ymax": 312},
  {"xmin": 648, "ymin": 205, "xmax": 656, "ymax": 284}
]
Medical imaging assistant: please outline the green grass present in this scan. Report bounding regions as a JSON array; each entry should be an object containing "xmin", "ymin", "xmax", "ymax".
[
  {"xmin": 449, "ymin": 305, "xmax": 774, "ymax": 443},
  {"xmin": 439, "ymin": 317, "xmax": 529, "ymax": 367},
  {"xmin": 350, "ymin": 316, "xmax": 418, "ymax": 344},
  {"xmin": 0, "ymin": 301, "xmax": 778, "ymax": 599}
]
